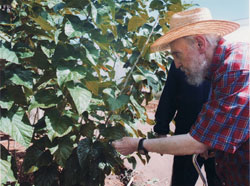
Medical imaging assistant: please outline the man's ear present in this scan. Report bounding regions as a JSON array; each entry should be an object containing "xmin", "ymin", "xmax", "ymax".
[{"xmin": 194, "ymin": 35, "xmax": 206, "ymax": 53}]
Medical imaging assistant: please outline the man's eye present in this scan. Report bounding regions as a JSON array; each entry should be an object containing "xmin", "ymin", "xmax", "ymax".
[{"xmin": 172, "ymin": 53, "xmax": 180, "ymax": 59}]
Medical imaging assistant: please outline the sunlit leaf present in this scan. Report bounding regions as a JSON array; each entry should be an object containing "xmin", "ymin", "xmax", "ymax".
[
  {"xmin": 30, "ymin": 16, "xmax": 56, "ymax": 32},
  {"xmin": 0, "ymin": 107, "xmax": 34, "ymax": 148},
  {"xmin": 56, "ymin": 64, "xmax": 86, "ymax": 87},
  {"xmin": 29, "ymin": 89, "xmax": 59, "ymax": 111},
  {"xmin": 0, "ymin": 160, "xmax": 17, "ymax": 184},
  {"xmin": 5, "ymin": 67, "xmax": 33, "ymax": 89},
  {"xmin": 90, "ymin": 2, "xmax": 98, "ymax": 23},
  {"xmin": 107, "ymin": 94, "xmax": 129, "ymax": 111},
  {"xmin": 85, "ymin": 81, "xmax": 99, "ymax": 96},
  {"xmin": 45, "ymin": 110, "xmax": 73, "ymax": 141},
  {"xmin": 137, "ymin": 66, "xmax": 160, "ymax": 92},
  {"xmin": 0, "ymin": 145, "xmax": 17, "ymax": 184},
  {"xmin": 130, "ymin": 95, "xmax": 146, "ymax": 121},
  {"xmin": 128, "ymin": 16, "xmax": 147, "ymax": 32},
  {"xmin": 0, "ymin": 47, "xmax": 19, "ymax": 64},
  {"xmin": 0, "ymin": 89, "xmax": 14, "ymax": 110},
  {"xmin": 64, "ymin": 15, "xmax": 87, "ymax": 38},
  {"xmin": 67, "ymin": 83, "xmax": 92, "ymax": 115}
]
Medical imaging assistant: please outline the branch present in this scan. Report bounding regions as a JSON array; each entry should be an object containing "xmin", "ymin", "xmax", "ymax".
[
  {"xmin": 120, "ymin": 16, "xmax": 159, "ymax": 94},
  {"xmin": 104, "ymin": 16, "xmax": 160, "ymax": 126}
]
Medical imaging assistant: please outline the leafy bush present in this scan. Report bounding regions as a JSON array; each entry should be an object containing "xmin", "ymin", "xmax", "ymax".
[{"xmin": 0, "ymin": 0, "xmax": 191, "ymax": 185}]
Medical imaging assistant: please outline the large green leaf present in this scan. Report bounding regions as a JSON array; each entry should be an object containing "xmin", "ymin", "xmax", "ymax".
[
  {"xmin": 6, "ymin": 85, "xmax": 27, "ymax": 105},
  {"xmin": 45, "ymin": 110, "xmax": 73, "ymax": 141},
  {"xmin": 0, "ymin": 47, "xmax": 19, "ymax": 64},
  {"xmin": 67, "ymin": 83, "xmax": 92, "ymax": 115},
  {"xmin": 64, "ymin": 149, "xmax": 83, "ymax": 185},
  {"xmin": 0, "ymin": 107, "xmax": 34, "ymax": 148},
  {"xmin": 13, "ymin": 42, "xmax": 35, "ymax": 59},
  {"xmin": 23, "ymin": 146, "xmax": 44, "ymax": 173},
  {"xmin": 29, "ymin": 89, "xmax": 59, "ymax": 111},
  {"xmin": 30, "ymin": 16, "xmax": 56, "ymax": 32},
  {"xmin": 0, "ymin": 89, "xmax": 14, "ymax": 110},
  {"xmin": 100, "ymin": 124, "xmax": 129, "ymax": 140},
  {"xmin": 106, "ymin": 0, "xmax": 116, "ymax": 20},
  {"xmin": 0, "ymin": 144, "xmax": 17, "ymax": 184},
  {"xmin": 132, "ymin": 74, "xmax": 146, "ymax": 83},
  {"xmin": 56, "ymin": 64, "xmax": 86, "ymax": 87},
  {"xmin": 40, "ymin": 40, "xmax": 56, "ymax": 58},
  {"xmin": 107, "ymin": 94, "xmax": 130, "ymax": 111},
  {"xmin": 64, "ymin": 15, "xmax": 87, "ymax": 38},
  {"xmin": 31, "ymin": 48, "xmax": 51, "ymax": 69},
  {"xmin": 90, "ymin": 1, "xmax": 98, "ymax": 23},
  {"xmin": 81, "ymin": 121, "xmax": 95, "ymax": 138},
  {"xmin": 0, "ymin": 160, "xmax": 17, "ymax": 184},
  {"xmin": 130, "ymin": 95, "xmax": 146, "ymax": 121},
  {"xmin": 137, "ymin": 66, "xmax": 160, "ymax": 92},
  {"xmin": 49, "ymin": 137, "xmax": 74, "ymax": 167},
  {"xmin": 52, "ymin": 42, "xmax": 81, "ymax": 62},
  {"xmin": 5, "ymin": 66, "xmax": 33, "ymax": 89}
]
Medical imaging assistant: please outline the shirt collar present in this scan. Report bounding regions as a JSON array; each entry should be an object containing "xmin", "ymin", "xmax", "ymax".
[{"xmin": 206, "ymin": 38, "xmax": 226, "ymax": 80}]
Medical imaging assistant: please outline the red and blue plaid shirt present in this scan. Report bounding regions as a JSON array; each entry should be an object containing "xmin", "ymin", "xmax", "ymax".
[{"xmin": 190, "ymin": 38, "xmax": 249, "ymax": 186}]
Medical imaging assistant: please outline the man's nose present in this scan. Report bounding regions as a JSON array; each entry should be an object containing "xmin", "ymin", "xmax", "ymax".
[{"xmin": 174, "ymin": 60, "xmax": 182, "ymax": 69}]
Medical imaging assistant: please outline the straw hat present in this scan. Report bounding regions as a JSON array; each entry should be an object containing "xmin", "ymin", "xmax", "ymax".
[{"xmin": 150, "ymin": 7, "xmax": 240, "ymax": 52}]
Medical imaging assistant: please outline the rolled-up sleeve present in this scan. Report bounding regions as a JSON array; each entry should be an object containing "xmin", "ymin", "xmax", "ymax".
[{"xmin": 190, "ymin": 70, "xmax": 249, "ymax": 153}]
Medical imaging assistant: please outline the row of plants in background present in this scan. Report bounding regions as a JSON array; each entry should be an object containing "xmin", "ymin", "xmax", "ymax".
[{"xmin": 0, "ymin": 0, "xmax": 191, "ymax": 185}]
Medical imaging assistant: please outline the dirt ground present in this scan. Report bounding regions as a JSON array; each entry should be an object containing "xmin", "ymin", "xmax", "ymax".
[{"xmin": 0, "ymin": 100, "xmax": 205, "ymax": 186}]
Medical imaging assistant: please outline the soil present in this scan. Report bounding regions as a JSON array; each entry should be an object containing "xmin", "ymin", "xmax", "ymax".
[{"xmin": 0, "ymin": 100, "xmax": 204, "ymax": 186}]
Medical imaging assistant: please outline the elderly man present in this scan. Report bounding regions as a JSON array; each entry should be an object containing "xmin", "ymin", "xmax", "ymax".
[{"xmin": 113, "ymin": 7, "xmax": 249, "ymax": 186}]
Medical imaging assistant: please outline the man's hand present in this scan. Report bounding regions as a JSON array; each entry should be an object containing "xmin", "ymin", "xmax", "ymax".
[
  {"xmin": 200, "ymin": 150, "xmax": 215, "ymax": 159},
  {"xmin": 112, "ymin": 137, "xmax": 139, "ymax": 156}
]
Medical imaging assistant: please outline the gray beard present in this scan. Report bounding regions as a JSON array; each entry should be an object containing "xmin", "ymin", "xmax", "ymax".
[{"xmin": 183, "ymin": 60, "xmax": 209, "ymax": 86}]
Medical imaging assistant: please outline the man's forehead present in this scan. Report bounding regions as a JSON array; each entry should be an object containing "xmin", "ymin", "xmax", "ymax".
[{"xmin": 169, "ymin": 38, "xmax": 188, "ymax": 52}]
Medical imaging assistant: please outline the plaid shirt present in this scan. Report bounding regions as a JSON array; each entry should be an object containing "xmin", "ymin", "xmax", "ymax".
[{"xmin": 190, "ymin": 39, "xmax": 249, "ymax": 186}]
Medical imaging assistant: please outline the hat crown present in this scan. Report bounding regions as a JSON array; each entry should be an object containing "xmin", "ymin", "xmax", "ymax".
[{"xmin": 170, "ymin": 8, "xmax": 213, "ymax": 29}]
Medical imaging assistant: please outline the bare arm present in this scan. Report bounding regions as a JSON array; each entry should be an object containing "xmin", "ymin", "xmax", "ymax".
[{"xmin": 112, "ymin": 133, "xmax": 209, "ymax": 156}]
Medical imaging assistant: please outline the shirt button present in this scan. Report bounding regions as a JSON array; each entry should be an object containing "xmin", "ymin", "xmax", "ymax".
[
  {"xmin": 215, "ymin": 162, "xmax": 218, "ymax": 166},
  {"xmin": 222, "ymin": 182, "xmax": 226, "ymax": 185}
]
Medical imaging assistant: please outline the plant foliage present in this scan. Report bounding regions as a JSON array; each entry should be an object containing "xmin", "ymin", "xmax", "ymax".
[{"xmin": 0, "ymin": 0, "xmax": 192, "ymax": 185}]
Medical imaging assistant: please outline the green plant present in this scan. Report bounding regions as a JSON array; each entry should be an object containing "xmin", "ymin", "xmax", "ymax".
[{"xmin": 0, "ymin": 0, "xmax": 192, "ymax": 185}]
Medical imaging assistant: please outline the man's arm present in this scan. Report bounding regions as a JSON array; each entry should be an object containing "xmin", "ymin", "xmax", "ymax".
[{"xmin": 112, "ymin": 133, "xmax": 210, "ymax": 156}]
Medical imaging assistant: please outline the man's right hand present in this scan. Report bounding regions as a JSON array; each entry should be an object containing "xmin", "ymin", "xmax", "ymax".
[{"xmin": 112, "ymin": 137, "xmax": 140, "ymax": 156}]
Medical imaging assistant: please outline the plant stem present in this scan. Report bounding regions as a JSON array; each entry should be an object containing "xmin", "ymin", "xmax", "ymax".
[
  {"xmin": 120, "ymin": 16, "xmax": 160, "ymax": 94},
  {"xmin": 104, "ymin": 16, "xmax": 159, "ymax": 126}
]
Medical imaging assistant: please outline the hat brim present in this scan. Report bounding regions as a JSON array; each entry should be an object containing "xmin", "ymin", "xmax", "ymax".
[{"xmin": 150, "ymin": 20, "xmax": 240, "ymax": 52}]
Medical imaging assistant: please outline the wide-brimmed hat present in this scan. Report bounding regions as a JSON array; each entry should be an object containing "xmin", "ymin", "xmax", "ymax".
[{"xmin": 150, "ymin": 7, "xmax": 240, "ymax": 52}]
